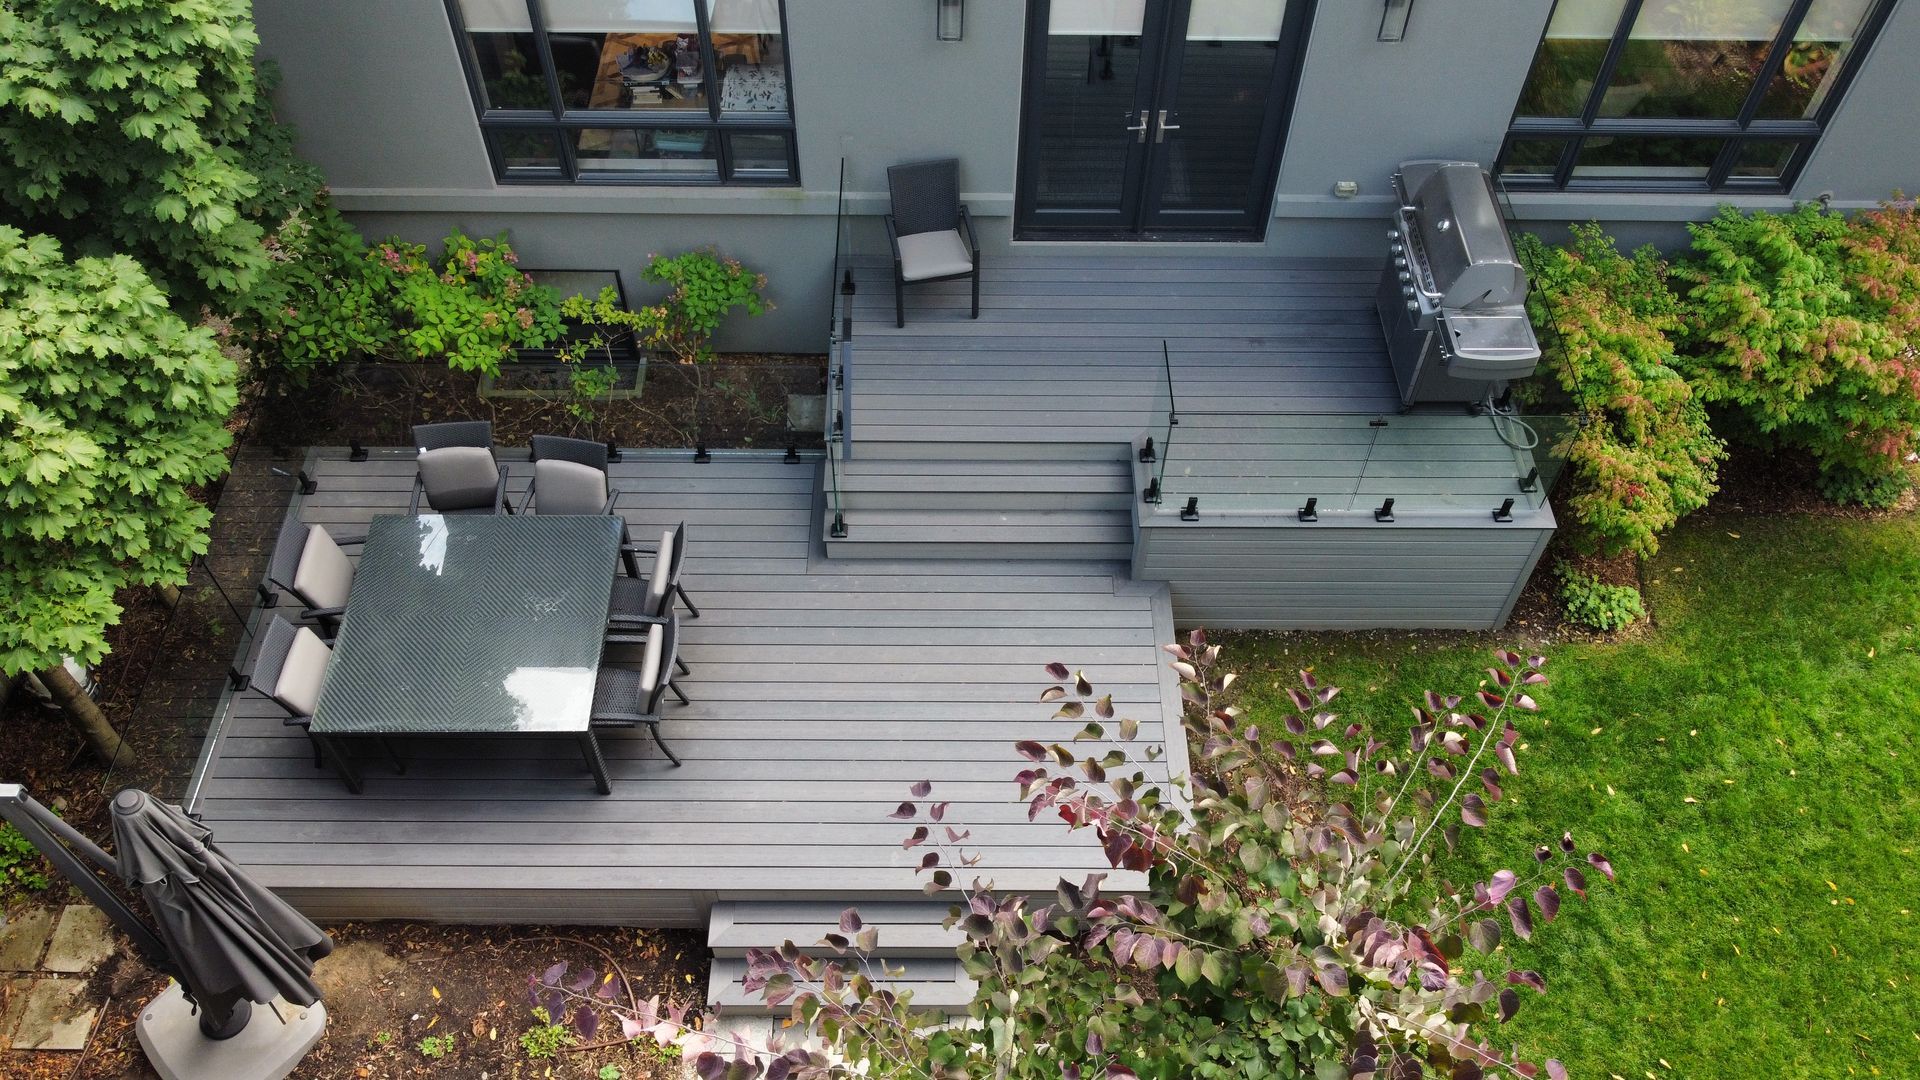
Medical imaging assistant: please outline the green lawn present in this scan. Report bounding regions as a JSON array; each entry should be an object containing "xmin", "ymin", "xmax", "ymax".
[{"xmin": 1221, "ymin": 513, "xmax": 1920, "ymax": 1080}]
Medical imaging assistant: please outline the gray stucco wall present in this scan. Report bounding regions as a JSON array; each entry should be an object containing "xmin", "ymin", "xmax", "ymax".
[{"xmin": 255, "ymin": 0, "xmax": 1920, "ymax": 352}]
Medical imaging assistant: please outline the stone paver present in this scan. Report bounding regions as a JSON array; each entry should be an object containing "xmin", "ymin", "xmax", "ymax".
[
  {"xmin": 1, "ymin": 977, "xmax": 32, "ymax": 1049},
  {"xmin": 9, "ymin": 977, "xmax": 97, "ymax": 1051},
  {"xmin": 42, "ymin": 905, "xmax": 115, "ymax": 973},
  {"xmin": 0, "ymin": 907, "xmax": 53, "ymax": 972}
]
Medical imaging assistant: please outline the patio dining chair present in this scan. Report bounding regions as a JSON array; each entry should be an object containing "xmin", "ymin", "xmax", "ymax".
[
  {"xmin": 885, "ymin": 158, "xmax": 980, "ymax": 328},
  {"xmin": 264, "ymin": 516, "xmax": 364, "ymax": 638},
  {"xmin": 408, "ymin": 420, "xmax": 510, "ymax": 515},
  {"xmin": 593, "ymin": 612, "xmax": 692, "ymax": 766},
  {"xmin": 522, "ymin": 435, "xmax": 619, "ymax": 516},
  {"xmin": 250, "ymin": 616, "xmax": 404, "ymax": 793},
  {"xmin": 608, "ymin": 521, "xmax": 700, "ymax": 627}
]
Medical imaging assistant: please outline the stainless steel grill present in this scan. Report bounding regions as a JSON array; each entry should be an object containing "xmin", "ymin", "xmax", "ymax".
[{"xmin": 1376, "ymin": 159, "xmax": 1541, "ymax": 409}]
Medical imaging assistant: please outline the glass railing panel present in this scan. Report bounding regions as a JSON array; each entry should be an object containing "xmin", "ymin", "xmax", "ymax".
[
  {"xmin": 1146, "ymin": 409, "xmax": 1572, "ymax": 521},
  {"xmin": 1140, "ymin": 339, "xmax": 1176, "ymax": 505}
]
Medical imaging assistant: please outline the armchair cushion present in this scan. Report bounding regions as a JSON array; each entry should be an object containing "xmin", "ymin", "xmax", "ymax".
[
  {"xmin": 417, "ymin": 446, "xmax": 499, "ymax": 511},
  {"xmin": 896, "ymin": 229, "xmax": 974, "ymax": 282},
  {"xmin": 273, "ymin": 625, "xmax": 332, "ymax": 717},
  {"xmin": 534, "ymin": 458, "xmax": 611, "ymax": 515},
  {"xmin": 292, "ymin": 526, "xmax": 354, "ymax": 611}
]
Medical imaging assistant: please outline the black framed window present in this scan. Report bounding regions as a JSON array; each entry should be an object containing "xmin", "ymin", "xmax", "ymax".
[
  {"xmin": 1497, "ymin": 0, "xmax": 1891, "ymax": 193},
  {"xmin": 448, "ymin": 0, "xmax": 798, "ymax": 185}
]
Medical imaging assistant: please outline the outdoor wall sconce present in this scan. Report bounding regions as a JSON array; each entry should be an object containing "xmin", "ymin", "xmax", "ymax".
[
  {"xmin": 1378, "ymin": 0, "xmax": 1415, "ymax": 41},
  {"xmin": 937, "ymin": 0, "xmax": 963, "ymax": 41}
]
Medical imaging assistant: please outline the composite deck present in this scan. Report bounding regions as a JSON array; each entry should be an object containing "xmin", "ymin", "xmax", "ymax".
[
  {"xmin": 189, "ymin": 450, "xmax": 1184, "ymax": 924},
  {"xmin": 844, "ymin": 254, "xmax": 1400, "ymax": 447}
]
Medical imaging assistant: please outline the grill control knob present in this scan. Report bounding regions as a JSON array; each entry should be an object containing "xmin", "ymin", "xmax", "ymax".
[
  {"xmin": 1388, "ymin": 229, "xmax": 1400, "ymax": 241},
  {"xmin": 1391, "ymin": 242, "xmax": 1405, "ymax": 255},
  {"xmin": 1394, "ymin": 256, "xmax": 1408, "ymax": 269},
  {"xmin": 1406, "ymin": 299, "xmax": 1420, "ymax": 312},
  {"xmin": 1398, "ymin": 270, "xmax": 1412, "ymax": 283}
]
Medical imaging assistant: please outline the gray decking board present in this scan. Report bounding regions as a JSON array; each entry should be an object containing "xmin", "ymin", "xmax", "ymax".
[
  {"xmin": 189, "ymin": 451, "xmax": 1186, "ymax": 923},
  {"xmin": 844, "ymin": 253, "xmax": 1401, "ymax": 449}
]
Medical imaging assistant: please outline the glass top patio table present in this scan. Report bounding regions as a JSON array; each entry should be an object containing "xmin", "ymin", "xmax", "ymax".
[{"xmin": 310, "ymin": 514, "xmax": 623, "ymax": 736}]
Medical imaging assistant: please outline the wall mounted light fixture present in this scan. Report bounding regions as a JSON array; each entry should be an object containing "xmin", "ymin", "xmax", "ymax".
[
  {"xmin": 937, "ymin": 0, "xmax": 963, "ymax": 41},
  {"xmin": 1378, "ymin": 0, "xmax": 1415, "ymax": 41}
]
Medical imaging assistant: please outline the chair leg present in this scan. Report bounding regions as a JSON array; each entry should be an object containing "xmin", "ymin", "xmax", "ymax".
[
  {"xmin": 647, "ymin": 721, "xmax": 683, "ymax": 767},
  {"xmin": 307, "ymin": 732, "xmax": 323, "ymax": 770},
  {"xmin": 578, "ymin": 732, "xmax": 613, "ymax": 794},
  {"xmin": 895, "ymin": 276, "xmax": 905, "ymax": 328},
  {"xmin": 378, "ymin": 736, "xmax": 406, "ymax": 775},
  {"xmin": 669, "ymin": 680, "xmax": 690, "ymax": 706},
  {"xmin": 971, "ymin": 268, "xmax": 980, "ymax": 320},
  {"xmin": 676, "ymin": 583, "xmax": 700, "ymax": 619},
  {"xmin": 674, "ymin": 656, "xmax": 689, "ymax": 676}
]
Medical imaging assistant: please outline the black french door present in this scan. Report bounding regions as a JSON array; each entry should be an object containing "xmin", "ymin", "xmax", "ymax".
[{"xmin": 1015, "ymin": 0, "xmax": 1314, "ymax": 239}]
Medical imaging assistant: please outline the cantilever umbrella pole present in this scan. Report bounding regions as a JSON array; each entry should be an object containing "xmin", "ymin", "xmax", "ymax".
[{"xmin": 0, "ymin": 783, "xmax": 175, "ymax": 971}]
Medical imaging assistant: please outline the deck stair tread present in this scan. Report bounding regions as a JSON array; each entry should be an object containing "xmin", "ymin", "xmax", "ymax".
[
  {"xmin": 825, "ymin": 447, "xmax": 1136, "ymax": 561},
  {"xmin": 707, "ymin": 901, "xmax": 975, "ymax": 1016}
]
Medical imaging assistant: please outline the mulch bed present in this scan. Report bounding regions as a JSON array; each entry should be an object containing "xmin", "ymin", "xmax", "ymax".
[
  {"xmin": 6, "ymin": 923, "xmax": 709, "ymax": 1080},
  {"xmin": 249, "ymin": 355, "xmax": 827, "ymax": 453}
]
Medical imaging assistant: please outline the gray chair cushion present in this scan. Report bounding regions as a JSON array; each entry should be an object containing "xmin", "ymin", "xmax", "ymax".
[
  {"xmin": 644, "ymin": 539, "xmax": 673, "ymax": 613},
  {"xmin": 273, "ymin": 626, "xmax": 332, "ymax": 716},
  {"xmin": 292, "ymin": 526, "xmax": 353, "ymax": 610},
  {"xmin": 638, "ymin": 622, "xmax": 664, "ymax": 694},
  {"xmin": 896, "ymin": 229, "xmax": 973, "ymax": 282},
  {"xmin": 534, "ymin": 458, "xmax": 609, "ymax": 515},
  {"xmin": 417, "ymin": 446, "xmax": 498, "ymax": 511}
]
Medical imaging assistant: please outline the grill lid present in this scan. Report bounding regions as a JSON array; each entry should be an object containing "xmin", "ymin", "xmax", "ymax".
[
  {"xmin": 1436, "ymin": 307, "xmax": 1540, "ymax": 381},
  {"xmin": 1397, "ymin": 160, "xmax": 1527, "ymax": 309}
]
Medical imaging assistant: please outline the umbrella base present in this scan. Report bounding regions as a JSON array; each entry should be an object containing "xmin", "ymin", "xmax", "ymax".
[{"xmin": 137, "ymin": 984, "xmax": 326, "ymax": 1080}]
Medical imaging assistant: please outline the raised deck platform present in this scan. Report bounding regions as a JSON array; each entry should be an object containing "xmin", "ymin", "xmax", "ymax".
[{"xmin": 188, "ymin": 450, "xmax": 1184, "ymax": 925}]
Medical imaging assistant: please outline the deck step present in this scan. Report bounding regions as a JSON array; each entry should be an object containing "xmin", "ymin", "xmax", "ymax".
[
  {"xmin": 824, "ymin": 445, "xmax": 1136, "ymax": 561},
  {"xmin": 708, "ymin": 901, "xmax": 962, "ymax": 958},
  {"xmin": 706, "ymin": 902, "xmax": 974, "ymax": 1016}
]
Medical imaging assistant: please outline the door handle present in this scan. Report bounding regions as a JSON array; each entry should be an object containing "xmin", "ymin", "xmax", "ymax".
[
  {"xmin": 1155, "ymin": 109, "xmax": 1180, "ymax": 143},
  {"xmin": 1126, "ymin": 109, "xmax": 1149, "ymax": 143}
]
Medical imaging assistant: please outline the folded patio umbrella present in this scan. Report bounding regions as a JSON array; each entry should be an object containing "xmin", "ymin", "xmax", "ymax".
[{"xmin": 109, "ymin": 789, "xmax": 334, "ymax": 1038}]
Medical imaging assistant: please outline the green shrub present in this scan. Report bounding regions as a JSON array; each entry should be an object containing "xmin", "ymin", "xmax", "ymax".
[
  {"xmin": 241, "ymin": 225, "xmax": 565, "ymax": 377},
  {"xmin": 636, "ymin": 248, "xmax": 767, "ymax": 363},
  {"xmin": 1815, "ymin": 464, "xmax": 1911, "ymax": 509},
  {"xmin": 1675, "ymin": 201, "xmax": 1920, "ymax": 504},
  {"xmin": 1556, "ymin": 564, "xmax": 1646, "ymax": 631},
  {"xmin": 1518, "ymin": 225, "xmax": 1725, "ymax": 558},
  {"xmin": 519, "ymin": 1007, "xmax": 574, "ymax": 1060},
  {"xmin": 1, "ymin": 822, "xmax": 51, "ymax": 901}
]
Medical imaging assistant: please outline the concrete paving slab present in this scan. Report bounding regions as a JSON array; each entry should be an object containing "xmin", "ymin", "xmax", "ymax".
[
  {"xmin": 11, "ymin": 977, "xmax": 97, "ymax": 1050},
  {"xmin": 1, "ymin": 976, "xmax": 34, "ymax": 1048},
  {"xmin": 44, "ymin": 905, "xmax": 115, "ymax": 973},
  {"xmin": 0, "ymin": 907, "xmax": 54, "ymax": 971}
]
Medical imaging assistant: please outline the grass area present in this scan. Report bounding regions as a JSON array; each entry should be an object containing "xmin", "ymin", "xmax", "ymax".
[{"xmin": 1221, "ymin": 512, "xmax": 1920, "ymax": 1080}]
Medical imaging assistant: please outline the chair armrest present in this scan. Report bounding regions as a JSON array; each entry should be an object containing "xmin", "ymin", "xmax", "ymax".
[
  {"xmin": 601, "ymin": 488, "xmax": 619, "ymax": 516},
  {"xmin": 883, "ymin": 215, "xmax": 903, "ymax": 268},
  {"xmin": 957, "ymin": 205, "xmax": 980, "ymax": 259},
  {"xmin": 519, "ymin": 475, "xmax": 538, "ymax": 516},
  {"xmin": 603, "ymin": 624, "xmax": 663, "ymax": 644},
  {"xmin": 332, "ymin": 533, "xmax": 367, "ymax": 547},
  {"xmin": 306, "ymin": 606, "xmax": 347, "ymax": 621},
  {"xmin": 620, "ymin": 542, "xmax": 660, "ymax": 556},
  {"xmin": 408, "ymin": 475, "xmax": 424, "ymax": 515},
  {"xmin": 494, "ymin": 465, "xmax": 511, "ymax": 515},
  {"xmin": 590, "ymin": 711, "xmax": 658, "ymax": 727},
  {"xmin": 281, "ymin": 715, "xmax": 313, "ymax": 730}
]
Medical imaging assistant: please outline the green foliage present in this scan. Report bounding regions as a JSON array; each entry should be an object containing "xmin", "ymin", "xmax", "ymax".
[
  {"xmin": 1223, "ymin": 514, "xmax": 1920, "ymax": 1078},
  {"xmin": 519, "ymin": 1006, "xmax": 575, "ymax": 1060},
  {"xmin": 741, "ymin": 646, "xmax": 1601, "ymax": 1080},
  {"xmin": 634, "ymin": 248, "xmax": 768, "ymax": 363},
  {"xmin": 0, "ymin": 0, "xmax": 272, "ymax": 309},
  {"xmin": 1814, "ymin": 463, "xmax": 1910, "ymax": 508},
  {"xmin": 1518, "ymin": 226, "xmax": 1724, "ymax": 558},
  {"xmin": 241, "ymin": 226, "xmax": 565, "ymax": 377},
  {"xmin": 598, "ymin": 1065, "xmax": 626, "ymax": 1080},
  {"xmin": 1675, "ymin": 201, "xmax": 1920, "ymax": 502},
  {"xmin": 240, "ymin": 202, "xmax": 396, "ymax": 373},
  {"xmin": 1, "ymin": 822, "xmax": 51, "ymax": 901},
  {"xmin": 1555, "ymin": 564, "xmax": 1646, "ymax": 631},
  {"xmin": 383, "ymin": 231, "xmax": 566, "ymax": 374},
  {"xmin": 228, "ymin": 61, "xmax": 326, "ymax": 229},
  {"xmin": 0, "ymin": 228, "xmax": 238, "ymax": 675},
  {"xmin": 415, "ymin": 1033, "xmax": 456, "ymax": 1059}
]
